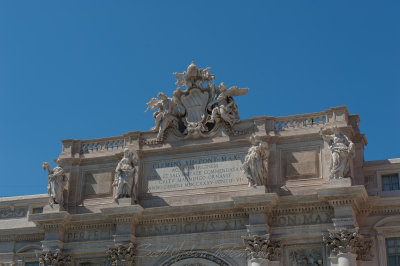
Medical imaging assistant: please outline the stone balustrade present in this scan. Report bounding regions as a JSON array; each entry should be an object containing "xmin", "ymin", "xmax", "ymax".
[
  {"xmin": 274, "ymin": 112, "xmax": 327, "ymax": 132},
  {"xmin": 61, "ymin": 133, "xmax": 139, "ymax": 157},
  {"xmin": 80, "ymin": 137, "xmax": 125, "ymax": 154},
  {"xmin": 273, "ymin": 106, "xmax": 350, "ymax": 133},
  {"xmin": 60, "ymin": 107, "xmax": 350, "ymax": 157}
]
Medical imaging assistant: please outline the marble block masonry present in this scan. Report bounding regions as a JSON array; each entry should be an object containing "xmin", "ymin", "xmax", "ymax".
[{"xmin": 1, "ymin": 63, "xmax": 399, "ymax": 266}]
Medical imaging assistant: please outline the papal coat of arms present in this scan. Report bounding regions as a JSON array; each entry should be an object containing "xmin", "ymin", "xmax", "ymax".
[{"xmin": 145, "ymin": 62, "xmax": 249, "ymax": 142}]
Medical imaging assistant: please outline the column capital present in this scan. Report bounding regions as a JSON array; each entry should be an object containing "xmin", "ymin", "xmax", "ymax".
[
  {"xmin": 38, "ymin": 248, "xmax": 71, "ymax": 266},
  {"xmin": 107, "ymin": 243, "xmax": 135, "ymax": 266},
  {"xmin": 323, "ymin": 228, "xmax": 373, "ymax": 261},
  {"xmin": 243, "ymin": 234, "xmax": 281, "ymax": 262}
]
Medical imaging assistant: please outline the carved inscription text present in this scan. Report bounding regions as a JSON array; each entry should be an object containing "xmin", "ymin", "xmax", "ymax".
[
  {"xmin": 137, "ymin": 218, "xmax": 247, "ymax": 237},
  {"xmin": 270, "ymin": 212, "xmax": 332, "ymax": 227},
  {"xmin": 67, "ymin": 229, "xmax": 114, "ymax": 242},
  {"xmin": 144, "ymin": 153, "xmax": 247, "ymax": 193}
]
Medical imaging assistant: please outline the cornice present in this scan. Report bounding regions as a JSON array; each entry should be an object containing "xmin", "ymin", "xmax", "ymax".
[
  {"xmin": 232, "ymin": 193, "xmax": 278, "ymax": 213},
  {"xmin": 317, "ymin": 186, "xmax": 368, "ymax": 211},
  {"xmin": 66, "ymin": 222, "xmax": 114, "ymax": 231},
  {"xmin": 0, "ymin": 232, "xmax": 44, "ymax": 242},
  {"xmin": 272, "ymin": 202, "xmax": 333, "ymax": 216},
  {"xmin": 139, "ymin": 211, "xmax": 247, "ymax": 225}
]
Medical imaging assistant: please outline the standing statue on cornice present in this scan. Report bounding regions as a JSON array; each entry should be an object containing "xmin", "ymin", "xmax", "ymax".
[
  {"xmin": 321, "ymin": 127, "xmax": 355, "ymax": 179},
  {"xmin": 146, "ymin": 92, "xmax": 179, "ymax": 140},
  {"xmin": 208, "ymin": 82, "xmax": 249, "ymax": 126},
  {"xmin": 42, "ymin": 159, "xmax": 68, "ymax": 206},
  {"xmin": 113, "ymin": 148, "xmax": 137, "ymax": 201},
  {"xmin": 243, "ymin": 136, "xmax": 269, "ymax": 187}
]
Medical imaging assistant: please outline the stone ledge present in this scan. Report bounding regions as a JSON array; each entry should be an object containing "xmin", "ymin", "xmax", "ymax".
[
  {"xmin": 232, "ymin": 192, "xmax": 278, "ymax": 206},
  {"xmin": 316, "ymin": 185, "xmax": 367, "ymax": 201},
  {"xmin": 101, "ymin": 204, "xmax": 144, "ymax": 217}
]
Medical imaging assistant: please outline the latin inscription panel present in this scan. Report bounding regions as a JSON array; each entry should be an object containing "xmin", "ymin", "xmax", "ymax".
[
  {"xmin": 66, "ymin": 228, "xmax": 114, "ymax": 242},
  {"xmin": 143, "ymin": 153, "xmax": 247, "ymax": 193},
  {"xmin": 136, "ymin": 218, "xmax": 247, "ymax": 237},
  {"xmin": 270, "ymin": 212, "xmax": 332, "ymax": 227}
]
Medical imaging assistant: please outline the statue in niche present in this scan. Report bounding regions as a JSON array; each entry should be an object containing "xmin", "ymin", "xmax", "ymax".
[
  {"xmin": 42, "ymin": 159, "xmax": 68, "ymax": 206},
  {"xmin": 208, "ymin": 82, "xmax": 248, "ymax": 126},
  {"xmin": 146, "ymin": 92, "xmax": 179, "ymax": 140},
  {"xmin": 321, "ymin": 127, "xmax": 355, "ymax": 179},
  {"xmin": 243, "ymin": 136, "xmax": 269, "ymax": 187},
  {"xmin": 113, "ymin": 148, "xmax": 137, "ymax": 201}
]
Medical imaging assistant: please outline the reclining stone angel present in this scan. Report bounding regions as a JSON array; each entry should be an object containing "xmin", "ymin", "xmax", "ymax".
[
  {"xmin": 208, "ymin": 82, "xmax": 248, "ymax": 126},
  {"xmin": 146, "ymin": 92, "xmax": 179, "ymax": 140}
]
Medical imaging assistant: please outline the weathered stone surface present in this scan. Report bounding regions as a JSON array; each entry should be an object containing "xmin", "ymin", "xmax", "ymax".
[{"xmin": 286, "ymin": 150, "xmax": 318, "ymax": 179}]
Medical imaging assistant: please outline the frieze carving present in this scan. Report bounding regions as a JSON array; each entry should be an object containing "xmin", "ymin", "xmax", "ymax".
[
  {"xmin": 321, "ymin": 127, "xmax": 355, "ymax": 179},
  {"xmin": 289, "ymin": 247, "xmax": 323, "ymax": 266},
  {"xmin": 243, "ymin": 136, "xmax": 269, "ymax": 186},
  {"xmin": 113, "ymin": 149, "xmax": 137, "ymax": 202},
  {"xmin": 43, "ymin": 159, "xmax": 68, "ymax": 206},
  {"xmin": 243, "ymin": 234, "xmax": 281, "ymax": 261},
  {"xmin": 0, "ymin": 207, "xmax": 26, "ymax": 219},
  {"xmin": 38, "ymin": 249, "xmax": 71, "ymax": 266},
  {"xmin": 107, "ymin": 243, "xmax": 135, "ymax": 266},
  {"xmin": 145, "ymin": 62, "xmax": 249, "ymax": 143},
  {"xmin": 322, "ymin": 228, "xmax": 373, "ymax": 260}
]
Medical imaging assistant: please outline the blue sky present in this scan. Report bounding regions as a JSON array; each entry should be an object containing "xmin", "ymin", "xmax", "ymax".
[{"xmin": 0, "ymin": 1, "xmax": 399, "ymax": 197}]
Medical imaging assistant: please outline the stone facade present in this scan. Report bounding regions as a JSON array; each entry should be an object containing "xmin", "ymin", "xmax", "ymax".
[{"xmin": 1, "ymin": 63, "xmax": 399, "ymax": 266}]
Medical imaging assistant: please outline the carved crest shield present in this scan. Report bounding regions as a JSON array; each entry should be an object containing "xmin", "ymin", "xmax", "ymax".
[{"xmin": 180, "ymin": 89, "xmax": 210, "ymax": 124}]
